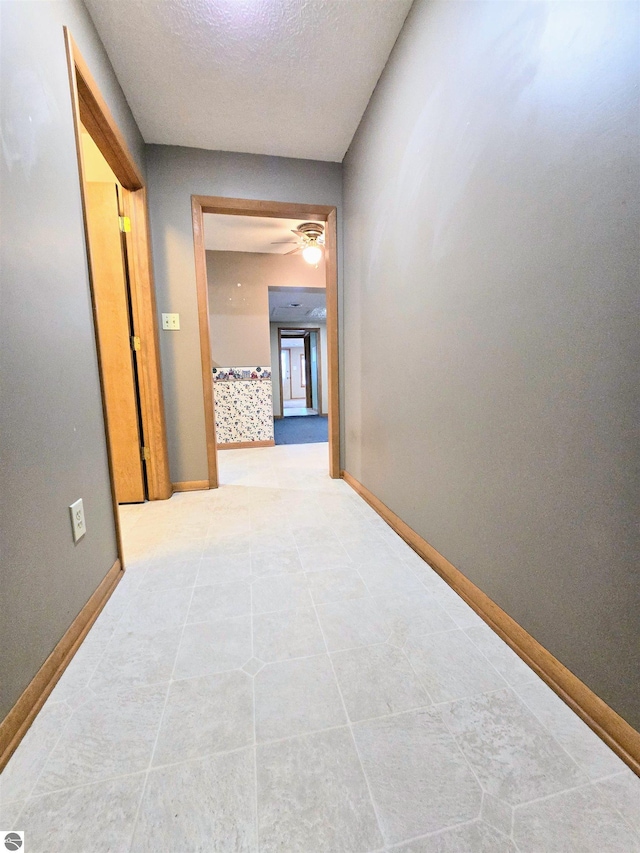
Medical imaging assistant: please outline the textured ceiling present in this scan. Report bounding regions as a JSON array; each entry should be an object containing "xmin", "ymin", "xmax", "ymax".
[
  {"xmin": 204, "ymin": 214, "xmax": 309, "ymax": 253},
  {"xmin": 269, "ymin": 287, "xmax": 326, "ymax": 323},
  {"xmin": 82, "ymin": 0, "xmax": 413, "ymax": 161}
]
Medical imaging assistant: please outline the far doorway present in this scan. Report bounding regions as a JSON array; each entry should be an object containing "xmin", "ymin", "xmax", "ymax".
[{"xmin": 279, "ymin": 329, "xmax": 321, "ymax": 417}]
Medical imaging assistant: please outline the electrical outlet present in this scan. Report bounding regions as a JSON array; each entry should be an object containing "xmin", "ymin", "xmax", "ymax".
[
  {"xmin": 69, "ymin": 498, "xmax": 86, "ymax": 543},
  {"xmin": 162, "ymin": 313, "xmax": 180, "ymax": 330}
]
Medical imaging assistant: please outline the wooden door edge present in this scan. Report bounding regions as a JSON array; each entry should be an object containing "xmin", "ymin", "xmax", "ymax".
[
  {"xmin": 325, "ymin": 209, "xmax": 340, "ymax": 477},
  {"xmin": 123, "ymin": 188, "xmax": 172, "ymax": 500},
  {"xmin": 191, "ymin": 197, "xmax": 219, "ymax": 489}
]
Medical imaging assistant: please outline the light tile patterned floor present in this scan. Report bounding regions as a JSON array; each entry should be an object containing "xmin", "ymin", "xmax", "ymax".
[{"xmin": 1, "ymin": 443, "xmax": 639, "ymax": 851}]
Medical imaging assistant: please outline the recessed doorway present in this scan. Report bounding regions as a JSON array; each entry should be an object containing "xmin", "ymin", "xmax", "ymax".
[
  {"xmin": 275, "ymin": 323, "xmax": 327, "ymax": 444},
  {"xmin": 192, "ymin": 197, "xmax": 339, "ymax": 480}
]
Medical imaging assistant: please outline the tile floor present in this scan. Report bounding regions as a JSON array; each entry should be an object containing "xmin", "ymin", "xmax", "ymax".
[{"xmin": 1, "ymin": 442, "xmax": 639, "ymax": 852}]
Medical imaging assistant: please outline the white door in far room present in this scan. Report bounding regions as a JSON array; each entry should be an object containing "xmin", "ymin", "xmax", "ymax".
[{"xmin": 281, "ymin": 349, "xmax": 292, "ymax": 400}]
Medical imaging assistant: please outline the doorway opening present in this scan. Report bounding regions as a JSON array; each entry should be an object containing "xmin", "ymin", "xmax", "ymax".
[
  {"xmin": 280, "ymin": 330, "xmax": 319, "ymax": 417},
  {"xmin": 65, "ymin": 30, "xmax": 171, "ymax": 528},
  {"xmin": 275, "ymin": 323, "xmax": 327, "ymax": 445},
  {"xmin": 192, "ymin": 197, "xmax": 339, "ymax": 482}
]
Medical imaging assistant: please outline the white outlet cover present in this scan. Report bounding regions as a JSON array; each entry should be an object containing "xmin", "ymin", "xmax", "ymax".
[
  {"xmin": 69, "ymin": 498, "xmax": 86, "ymax": 543},
  {"xmin": 162, "ymin": 312, "xmax": 180, "ymax": 330}
]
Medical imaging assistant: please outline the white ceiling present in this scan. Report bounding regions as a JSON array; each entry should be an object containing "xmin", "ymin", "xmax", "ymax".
[
  {"xmin": 269, "ymin": 287, "xmax": 326, "ymax": 323},
  {"xmin": 204, "ymin": 214, "xmax": 310, "ymax": 253},
  {"xmin": 83, "ymin": 0, "xmax": 413, "ymax": 162}
]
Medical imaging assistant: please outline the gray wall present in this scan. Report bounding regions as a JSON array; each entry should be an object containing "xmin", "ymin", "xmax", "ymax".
[
  {"xmin": 146, "ymin": 146, "xmax": 342, "ymax": 484},
  {"xmin": 0, "ymin": 1, "xmax": 145, "ymax": 718},
  {"xmin": 343, "ymin": 0, "xmax": 640, "ymax": 727}
]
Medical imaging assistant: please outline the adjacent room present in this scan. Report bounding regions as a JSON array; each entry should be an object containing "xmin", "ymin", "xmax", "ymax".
[
  {"xmin": 270, "ymin": 290, "xmax": 329, "ymax": 444},
  {"xmin": 205, "ymin": 214, "xmax": 329, "ymax": 449}
]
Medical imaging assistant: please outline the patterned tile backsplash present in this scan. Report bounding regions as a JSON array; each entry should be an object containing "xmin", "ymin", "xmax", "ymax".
[
  {"xmin": 213, "ymin": 366, "xmax": 272, "ymax": 382},
  {"xmin": 213, "ymin": 367, "xmax": 274, "ymax": 444}
]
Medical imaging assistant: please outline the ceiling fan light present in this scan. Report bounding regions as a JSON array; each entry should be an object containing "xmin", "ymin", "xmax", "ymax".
[{"xmin": 302, "ymin": 244, "xmax": 322, "ymax": 265}]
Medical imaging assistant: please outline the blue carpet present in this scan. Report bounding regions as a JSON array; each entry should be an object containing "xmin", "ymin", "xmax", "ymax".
[{"xmin": 274, "ymin": 415, "xmax": 328, "ymax": 445}]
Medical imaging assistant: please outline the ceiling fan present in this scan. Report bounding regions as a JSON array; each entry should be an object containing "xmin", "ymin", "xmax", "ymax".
[{"xmin": 271, "ymin": 222, "xmax": 324, "ymax": 265}]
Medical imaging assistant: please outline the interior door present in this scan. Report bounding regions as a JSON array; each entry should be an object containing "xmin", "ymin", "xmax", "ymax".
[
  {"xmin": 304, "ymin": 334, "xmax": 312, "ymax": 408},
  {"xmin": 281, "ymin": 349, "xmax": 292, "ymax": 400},
  {"xmin": 309, "ymin": 332, "xmax": 319, "ymax": 411},
  {"xmin": 85, "ymin": 181, "xmax": 146, "ymax": 503}
]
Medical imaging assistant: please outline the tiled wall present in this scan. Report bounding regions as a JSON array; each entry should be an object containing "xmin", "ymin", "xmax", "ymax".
[{"xmin": 212, "ymin": 367, "xmax": 274, "ymax": 444}]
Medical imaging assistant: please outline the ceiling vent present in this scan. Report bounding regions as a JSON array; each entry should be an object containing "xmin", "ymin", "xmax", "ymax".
[{"xmin": 307, "ymin": 307, "xmax": 327, "ymax": 320}]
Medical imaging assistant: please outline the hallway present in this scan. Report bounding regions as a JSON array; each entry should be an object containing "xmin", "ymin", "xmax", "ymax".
[{"xmin": 1, "ymin": 444, "xmax": 638, "ymax": 851}]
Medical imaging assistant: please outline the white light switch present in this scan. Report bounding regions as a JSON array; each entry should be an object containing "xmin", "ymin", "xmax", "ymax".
[
  {"xmin": 69, "ymin": 498, "xmax": 86, "ymax": 543},
  {"xmin": 162, "ymin": 313, "xmax": 180, "ymax": 330}
]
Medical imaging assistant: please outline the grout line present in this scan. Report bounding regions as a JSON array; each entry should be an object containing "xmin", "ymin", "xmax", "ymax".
[
  {"xmin": 396, "ymin": 644, "xmax": 437, "ymax": 706},
  {"xmin": 503, "ymin": 685, "xmax": 596, "ymax": 784},
  {"xmin": 20, "ymin": 702, "xmax": 78, "ymax": 802},
  {"xmin": 3, "ymin": 799, "xmax": 26, "ymax": 830},
  {"xmin": 126, "ymin": 581, "xmax": 198, "ymax": 847},
  {"xmin": 14, "ymin": 768, "xmax": 149, "ymax": 805},
  {"xmin": 510, "ymin": 777, "xmax": 606, "ymax": 811},
  {"xmin": 430, "ymin": 686, "xmax": 516, "ymax": 709},
  {"xmin": 249, "ymin": 566, "xmax": 260, "ymax": 852},
  {"xmin": 16, "ymin": 449, "xmax": 625, "ymax": 851},
  {"xmin": 590, "ymin": 780, "xmax": 640, "ymax": 841},
  {"xmin": 383, "ymin": 817, "xmax": 485, "ymax": 850},
  {"xmin": 296, "ymin": 536, "xmax": 387, "ymax": 848},
  {"xmin": 429, "ymin": 707, "xmax": 487, "ymax": 817}
]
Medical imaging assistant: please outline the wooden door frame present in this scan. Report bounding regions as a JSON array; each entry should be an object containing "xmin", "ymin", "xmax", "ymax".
[
  {"xmin": 64, "ymin": 29, "xmax": 171, "ymax": 533},
  {"xmin": 192, "ymin": 196, "xmax": 340, "ymax": 481},
  {"xmin": 277, "ymin": 327, "xmax": 322, "ymax": 416}
]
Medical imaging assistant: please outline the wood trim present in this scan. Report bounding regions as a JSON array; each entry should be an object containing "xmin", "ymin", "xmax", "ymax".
[
  {"xmin": 217, "ymin": 440, "xmax": 275, "ymax": 450},
  {"xmin": 66, "ymin": 32, "xmax": 143, "ymax": 189},
  {"xmin": 191, "ymin": 196, "xmax": 340, "ymax": 481},
  {"xmin": 191, "ymin": 198, "xmax": 219, "ymax": 489},
  {"xmin": 64, "ymin": 28, "xmax": 170, "ymax": 505},
  {"xmin": 64, "ymin": 28, "xmax": 124, "ymax": 566},
  {"xmin": 172, "ymin": 480, "xmax": 210, "ymax": 492},
  {"xmin": 122, "ymin": 188, "xmax": 172, "ymax": 500},
  {"xmin": 193, "ymin": 196, "xmax": 335, "ymax": 220},
  {"xmin": 85, "ymin": 182, "xmax": 146, "ymax": 503},
  {"xmin": 325, "ymin": 209, "xmax": 340, "ymax": 477},
  {"xmin": 341, "ymin": 470, "xmax": 640, "ymax": 776},
  {"xmin": 0, "ymin": 560, "xmax": 123, "ymax": 772}
]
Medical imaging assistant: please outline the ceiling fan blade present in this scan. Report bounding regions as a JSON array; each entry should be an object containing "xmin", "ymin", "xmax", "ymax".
[
  {"xmin": 270, "ymin": 240, "xmax": 298, "ymax": 244},
  {"xmin": 285, "ymin": 247, "xmax": 302, "ymax": 255}
]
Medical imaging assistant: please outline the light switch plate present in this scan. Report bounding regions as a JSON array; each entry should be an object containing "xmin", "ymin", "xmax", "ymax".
[
  {"xmin": 162, "ymin": 312, "xmax": 180, "ymax": 330},
  {"xmin": 69, "ymin": 498, "xmax": 86, "ymax": 543}
]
